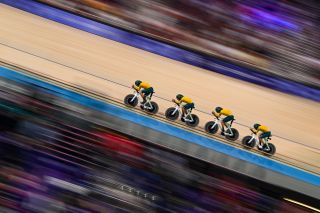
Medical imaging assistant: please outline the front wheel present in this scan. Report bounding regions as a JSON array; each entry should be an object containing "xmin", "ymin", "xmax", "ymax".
[
  {"xmin": 165, "ymin": 107, "xmax": 179, "ymax": 120},
  {"xmin": 186, "ymin": 114, "xmax": 199, "ymax": 127},
  {"xmin": 124, "ymin": 94, "xmax": 138, "ymax": 107},
  {"xmin": 262, "ymin": 143, "xmax": 276, "ymax": 156},
  {"xmin": 205, "ymin": 121, "xmax": 219, "ymax": 134},
  {"xmin": 241, "ymin": 136, "xmax": 256, "ymax": 149},
  {"xmin": 225, "ymin": 128, "xmax": 239, "ymax": 141},
  {"xmin": 146, "ymin": 101, "xmax": 159, "ymax": 114}
]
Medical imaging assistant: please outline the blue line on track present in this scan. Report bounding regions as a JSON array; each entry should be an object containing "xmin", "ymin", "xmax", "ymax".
[{"xmin": 1, "ymin": 66, "xmax": 319, "ymax": 186}]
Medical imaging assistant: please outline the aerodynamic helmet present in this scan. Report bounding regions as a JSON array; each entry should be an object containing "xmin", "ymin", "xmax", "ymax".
[
  {"xmin": 253, "ymin": 123, "xmax": 261, "ymax": 130},
  {"xmin": 135, "ymin": 80, "xmax": 142, "ymax": 86},
  {"xmin": 176, "ymin": 94, "xmax": 183, "ymax": 100},
  {"xmin": 215, "ymin": 107, "xmax": 222, "ymax": 113}
]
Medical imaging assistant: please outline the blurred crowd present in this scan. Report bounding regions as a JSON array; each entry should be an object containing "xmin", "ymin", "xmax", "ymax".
[
  {"xmin": 0, "ymin": 75, "xmax": 312, "ymax": 212},
  {"xmin": 38, "ymin": 0, "xmax": 320, "ymax": 87}
]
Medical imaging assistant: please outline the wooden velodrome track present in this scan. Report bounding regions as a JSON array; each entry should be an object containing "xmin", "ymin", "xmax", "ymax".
[{"xmin": 0, "ymin": 4, "xmax": 319, "ymax": 175}]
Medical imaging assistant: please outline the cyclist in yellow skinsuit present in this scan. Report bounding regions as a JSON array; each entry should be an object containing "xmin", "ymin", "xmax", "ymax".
[
  {"xmin": 133, "ymin": 80, "xmax": 154, "ymax": 105},
  {"xmin": 251, "ymin": 124, "xmax": 272, "ymax": 147},
  {"xmin": 212, "ymin": 107, "xmax": 234, "ymax": 135},
  {"xmin": 172, "ymin": 94, "xmax": 194, "ymax": 121}
]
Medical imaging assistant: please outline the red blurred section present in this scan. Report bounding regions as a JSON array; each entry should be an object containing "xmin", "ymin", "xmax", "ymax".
[
  {"xmin": 0, "ymin": 76, "xmax": 317, "ymax": 212},
  {"xmin": 96, "ymin": 132, "xmax": 144, "ymax": 158}
]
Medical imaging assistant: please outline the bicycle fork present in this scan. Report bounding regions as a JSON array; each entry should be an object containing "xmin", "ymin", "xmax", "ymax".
[
  {"xmin": 131, "ymin": 92, "xmax": 139, "ymax": 102},
  {"xmin": 171, "ymin": 106, "xmax": 180, "ymax": 115},
  {"xmin": 247, "ymin": 134, "xmax": 256, "ymax": 144}
]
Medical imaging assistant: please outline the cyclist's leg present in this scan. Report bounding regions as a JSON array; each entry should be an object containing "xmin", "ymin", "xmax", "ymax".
[
  {"xmin": 141, "ymin": 87, "xmax": 153, "ymax": 104},
  {"xmin": 221, "ymin": 121, "xmax": 226, "ymax": 133},
  {"xmin": 257, "ymin": 133, "xmax": 263, "ymax": 147},
  {"xmin": 140, "ymin": 89, "xmax": 146, "ymax": 104},
  {"xmin": 222, "ymin": 115, "xmax": 234, "ymax": 132},
  {"xmin": 260, "ymin": 132, "xmax": 271, "ymax": 145},
  {"xmin": 182, "ymin": 104, "xmax": 187, "ymax": 118},
  {"xmin": 182, "ymin": 103, "xmax": 192, "ymax": 120}
]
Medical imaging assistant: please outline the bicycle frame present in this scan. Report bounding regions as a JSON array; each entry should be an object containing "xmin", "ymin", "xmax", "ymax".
[
  {"xmin": 247, "ymin": 132, "xmax": 271, "ymax": 150},
  {"xmin": 131, "ymin": 89, "xmax": 153, "ymax": 110},
  {"xmin": 209, "ymin": 117, "xmax": 234, "ymax": 136},
  {"xmin": 131, "ymin": 89, "xmax": 140, "ymax": 101},
  {"xmin": 171, "ymin": 105, "xmax": 180, "ymax": 115},
  {"xmin": 246, "ymin": 133, "xmax": 257, "ymax": 145},
  {"xmin": 184, "ymin": 108, "xmax": 194, "ymax": 122},
  {"xmin": 262, "ymin": 136, "xmax": 271, "ymax": 150},
  {"xmin": 171, "ymin": 104, "xmax": 194, "ymax": 122},
  {"xmin": 143, "ymin": 94, "xmax": 154, "ymax": 110}
]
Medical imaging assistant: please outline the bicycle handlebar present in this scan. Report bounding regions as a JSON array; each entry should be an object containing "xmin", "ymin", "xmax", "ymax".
[
  {"xmin": 132, "ymin": 86, "xmax": 140, "ymax": 93},
  {"xmin": 172, "ymin": 99, "xmax": 180, "ymax": 106},
  {"xmin": 250, "ymin": 128, "xmax": 257, "ymax": 134}
]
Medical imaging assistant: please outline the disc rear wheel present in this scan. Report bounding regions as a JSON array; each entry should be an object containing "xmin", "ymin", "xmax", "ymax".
[
  {"xmin": 225, "ymin": 128, "xmax": 239, "ymax": 141},
  {"xmin": 146, "ymin": 101, "xmax": 159, "ymax": 114},
  {"xmin": 186, "ymin": 114, "xmax": 199, "ymax": 127}
]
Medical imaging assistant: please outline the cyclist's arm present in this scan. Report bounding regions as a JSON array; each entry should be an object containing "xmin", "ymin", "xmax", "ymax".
[
  {"xmin": 174, "ymin": 99, "xmax": 182, "ymax": 104},
  {"xmin": 133, "ymin": 85, "xmax": 140, "ymax": 91},
  {"xmin": 212, "ymin": 111, "xmax": 221, "ymax": 117},
  {"xmin": 176, "ymin": 96, "xmax": 189, "ymax": 105},
  {"xmin": 250, "ymin": 128, "xmax": 258, "ymax": 134},
  {"xmin": 257, "ymin": 126, "xmax": 265, "ymax": 133}
]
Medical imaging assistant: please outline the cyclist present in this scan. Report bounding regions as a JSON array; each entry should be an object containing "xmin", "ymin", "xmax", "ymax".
[
  {"xmin": 251, "ymin": 124, "xmax": 272, "ymax": 148},
  {"xmin": 212, "ymin": 107, "xmax": 234, "ymax": 135},
  {"xmin": 133, "ymin": 80, "xmax": 154, "ymax": 106},
  {"xmin": 172, "ymin": 94, "xmax": 194, "ymax": 121}
]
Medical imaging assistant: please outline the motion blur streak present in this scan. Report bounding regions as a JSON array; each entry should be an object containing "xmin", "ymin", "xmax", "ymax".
[
  {"xmin": 0, "ymin": 0, "xmax": 319, "ymax": 212},
  {"xmin": 0, "ymin": 69, "xmax": 316, "ymax": 212},
  {"xmin": 283, "ymin": 198, "xmax": 320, "ymax": 212},
  {"xmin": 37, "ymin": 0, "xmax": 320, "ymax": 87}
]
